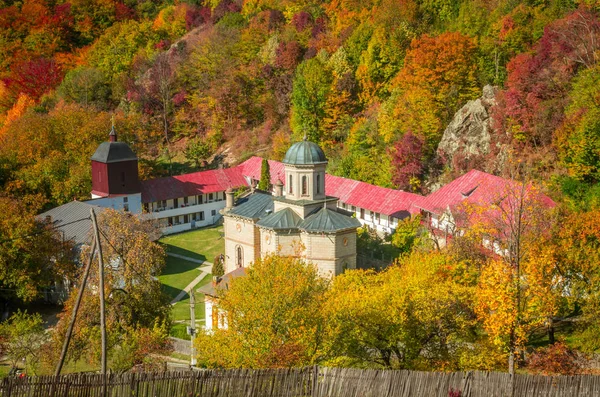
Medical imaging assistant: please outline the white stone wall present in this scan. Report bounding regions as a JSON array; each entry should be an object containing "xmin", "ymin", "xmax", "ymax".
[
  {"xmin": 284, "ymin": 163, "xmax": 327, "ymax": 201},
  {"xmin": 302, "ymin": 233, "xmax": 337, "ymax": 277},
  {"xmin": 223, "ymin": 216, "xmax": 260, "ymax": 274},
  {"xmin": 143, "ymin": 200, "xmax": 225, "ymax": 235},
  {"xmin": 85, "ymin": 193, "xmax": 142, "ymax": 214},
  {"xmin": 204, "ymin": 298, "xmax": 214, "ymax": 331},
  {"xmin": 334, "ymin": 230, "xmax": 357, "ymax": 272}
]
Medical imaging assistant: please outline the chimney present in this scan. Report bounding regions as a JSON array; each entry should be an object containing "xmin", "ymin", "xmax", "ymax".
[
  {"xmin": 274, "ymin": 178, "xmax": 284, "ymax": 197},
  {"xmin": 225, "ymin": 188, "xmax": 235, "ymax": 211},
  {"xmin": 109, "ymin": 125, "xmax": 117, "ymax": 142}
]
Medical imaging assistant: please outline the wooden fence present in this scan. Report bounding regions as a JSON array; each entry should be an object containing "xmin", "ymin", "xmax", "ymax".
[{"xmin": 2, "ymin": 366, "xmax": 600, "ymax": 397}]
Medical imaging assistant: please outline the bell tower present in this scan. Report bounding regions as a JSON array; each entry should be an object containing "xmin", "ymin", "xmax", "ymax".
[{"xmin": 91, "ymin": 125, "xmax": 140, "ymax": 198}]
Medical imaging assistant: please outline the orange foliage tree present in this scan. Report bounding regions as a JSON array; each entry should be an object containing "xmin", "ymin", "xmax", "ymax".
[
  {"xmin": 459, "ymin": 176, "xmax": 558, "ymax": 374},
  {"xmin": 379, "ymin": 32, "xmax": 479, "ymax": 150}
]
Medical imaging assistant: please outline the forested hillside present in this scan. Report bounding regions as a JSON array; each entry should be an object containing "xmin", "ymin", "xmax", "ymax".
[{"xmin": 1, "ymin": 0, "xmax": 599, "ymax": 210}]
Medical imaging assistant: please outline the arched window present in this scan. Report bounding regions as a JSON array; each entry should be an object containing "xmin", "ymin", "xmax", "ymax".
[
  {"xmin": 302, "ymin": 176, "xmax": 308, "ymax": 195},
  {"xmin": 316, "ymin": 174, "xmax": 321, "ymax": 194},
  {"xmin": 236, "ymin": 245, "xmax": 243, "ymax": 268},
  {"xmin": 289, "ymin": 175, "xmax": 293, "ymax": 194}
]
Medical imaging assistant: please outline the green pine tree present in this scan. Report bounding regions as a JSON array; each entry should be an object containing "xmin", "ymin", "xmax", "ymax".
[{"xmin": 258, "ymin": 158, "xmax": 271, "ymax": 191}]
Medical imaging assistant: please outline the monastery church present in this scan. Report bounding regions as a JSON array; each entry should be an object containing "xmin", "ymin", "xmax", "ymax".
[{"xmin": 221, "ymin": 138, "xmax": 361, "ymax": 276}]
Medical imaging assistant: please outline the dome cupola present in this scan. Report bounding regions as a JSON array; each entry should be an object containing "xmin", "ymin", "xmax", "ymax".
[{"xmin": 283, "ymin": 136, "xmax": 327, "ymax": 165}]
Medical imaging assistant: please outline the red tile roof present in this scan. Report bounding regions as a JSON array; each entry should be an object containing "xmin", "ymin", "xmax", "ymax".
[
  {"xmin": 140, "ymin": 167, "xmax": 248, "ymax": 203},
  {"xmin": 417, "ymin": 169, "xmax": 556, "ymax": 215},
  {"xmin": 325, "ymin": 174, "xmax": 424, "ymax": 218}
]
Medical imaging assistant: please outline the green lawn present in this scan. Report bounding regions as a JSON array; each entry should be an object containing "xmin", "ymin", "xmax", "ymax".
[
  {"xmin": 159, "ymin": 256, "xmax": 206, "ymax": 299},
  {"xmin": 158, "ymin": 226, "xmax": 223, "ymax": 338},
  {"xmin": 170, "ymin": 274, "xmax": 211, "ymax": 322},
  {"xmin": 160, "ymin": 225, "xmax": 224, "ymax": 262}
]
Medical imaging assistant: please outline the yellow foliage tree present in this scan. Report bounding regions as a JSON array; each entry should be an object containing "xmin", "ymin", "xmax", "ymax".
[
  {"xmin": 195, "ymin": 254, "xmax": 329, "ymax": 368},
  {"xmin": 322, "ymin": 251, "xmax": 476, "ymax": 370}
]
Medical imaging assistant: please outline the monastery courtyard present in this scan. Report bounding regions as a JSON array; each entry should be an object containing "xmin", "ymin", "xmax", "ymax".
[{"xmin": 158, "ymin": 225, "xmax": 223, "ymax": 340}]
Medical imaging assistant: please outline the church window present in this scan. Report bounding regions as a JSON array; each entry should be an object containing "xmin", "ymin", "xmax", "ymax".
[
  {"xmin": 360, "ymin": 208, "xmax": 365, "ymax": 219},
  {"xmin": 289, "ymin": 175, "xmax": 293, "ymax": 194},
  {"xmin": 197, "ymin": 195, "xmax": 203, "ymax": 204},
  {"xmin": 236, "ymin": 245, "xmax": 243, "ymax": 268},
  {"xmin": 316, "ymin": 174, "xmax": 321, "ymax": 194},
  {"xmin": 302, "ymin": 176, "xmax": 308, "ymax": 195}
]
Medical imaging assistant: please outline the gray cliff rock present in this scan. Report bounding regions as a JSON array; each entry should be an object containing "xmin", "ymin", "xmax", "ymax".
[{"xmin": 437, "ymin": 85, "xmax": 497, "ymax": 165}]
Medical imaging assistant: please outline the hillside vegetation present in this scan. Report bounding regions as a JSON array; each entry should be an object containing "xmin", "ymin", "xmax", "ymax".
[{"xmin": 0, "ymin": 0, "xmax": 599, "ymax": 210}]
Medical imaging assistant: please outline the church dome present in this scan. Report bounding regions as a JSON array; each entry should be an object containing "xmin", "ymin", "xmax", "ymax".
[{"xmin": 283, "ymin": 137, "xmax": 327, "ymax": 165}]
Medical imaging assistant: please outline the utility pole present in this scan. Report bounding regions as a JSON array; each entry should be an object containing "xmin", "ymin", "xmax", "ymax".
[
  {"xmin": 90, "ymin": 209, "xmax": 107, "ymax": 394},
  {"xmin": 190, "ymin": 289, "xmax": 197, "ymax": 366},
  {"xmin": 54, "ymin": 238, "xmax": 97, "ymax": 376}
]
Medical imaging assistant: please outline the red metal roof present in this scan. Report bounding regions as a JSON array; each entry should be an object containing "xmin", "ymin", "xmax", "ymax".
[
  {"xmin": 325, "ymin": 174, "xmax": 425, "ymax": 218},
  {"xmin": 238, "ymin": 156, "xmax": 286, "ymax": 185},
  {"xmin": 141, "ymin": 155, "xmax": 424, "ymax": 218},
  {"xmin": 239, "ymin": 157, "xmax": 425, "ymax": 218},
  {"xmin": 140, "ymin": 167, "xmax": 248, "ymax": 203},
  {"xmin": 418, "ymin": 169, "xmax": 556, "ymax": 215}
]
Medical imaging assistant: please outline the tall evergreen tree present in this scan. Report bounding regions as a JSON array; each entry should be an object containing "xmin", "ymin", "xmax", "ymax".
[{"xmin": 258, "ymin": 158, "xmax": 271, "ymax": 191}]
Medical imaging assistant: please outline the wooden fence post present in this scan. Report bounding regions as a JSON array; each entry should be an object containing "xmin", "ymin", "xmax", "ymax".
[{"xmin": 312, "ymin": 365, "xmax": 319, "ymax": 397}]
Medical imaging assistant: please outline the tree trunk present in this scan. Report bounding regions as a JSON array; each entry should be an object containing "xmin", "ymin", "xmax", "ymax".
[
  {"xmin": 508, "ymin": 350, "xmax": 515, "ymax": 375},
  {"xmin": 548, "ymin": 317, "xmax": 555, "ymax": 345}
]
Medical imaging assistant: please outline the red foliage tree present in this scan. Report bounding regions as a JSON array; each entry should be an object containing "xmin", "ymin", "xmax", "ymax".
[
  {"xmin": 492, "ymin": 8, "xmax": 600, "ymax": 147},
  {"xmin": 185, "ymin": 6, "xmax": 211, "ymax": 30},
  {"xmin": 5, "ymin": 58, "xmax": 63, "ymax": 101},
  {"xmin": 275, "ymin": 41, "xmax": 304, "ymax": 71},
  {"xmin": 391, "ymin": 131, "xmax": 425, "ymax": 191},
  {"xmin": 292, "ymin": 11, "xmax": 312, "ymax": 31},
  {"xmin": 527, "ymin": 341, "xmax": 588, "ymax": 376}
]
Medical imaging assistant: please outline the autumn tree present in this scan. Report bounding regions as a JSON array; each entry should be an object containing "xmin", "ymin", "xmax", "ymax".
[
  {"xmin": 185, "ymin": 138, "xmax": 212, "ymax": 168},
  {"xmin": 57, "ymin": 67, "xmax": 112, "ymax": 109},
  {"xmin": 0, "ymin": 310, "xmax": 45, "ymax": 374},
  {"xmin": 0, "ymin": 196, "xmax": 75, "ymax": 303},
  {"xmin": 195, "ymin": 254, "xmax": 329, "ymax": 368},
  {"xmin": 492, "ymin": 8, "xmax": 600, "ymax": 148},
  {"xmin": 552, "ymin": 208, "xmax": 600, "ymax": 353},
  {"xmin": 290, "ymin": 55, "xmax": 332, "ymax": 143},
  {"xmin": 378, "ymin": 32, "xmax": 479, "ymax": 151},
  {"xmin": 555, "ymin": 64, "xmax": 600, "ymax": 183},
  {"xmin": 50, "ymin": 209, "xmax": 170, "ymax": 371},
  {"xmin": 150, "ymin": 52, "xmax": 176, "ymax": 142},
  {"xmin": 322, "ymin": 251, "xmax": 476, "ymax": 370},
  {"xmin": 391, "ymin": 131, "xmax": 425, "ymax": 191},
  {"xmin": 461, "ymin": 175, "xmax": 557, "ymax": 374}
]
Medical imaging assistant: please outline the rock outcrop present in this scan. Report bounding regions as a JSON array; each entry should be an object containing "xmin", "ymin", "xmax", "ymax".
[{"xmin": 437, "ymin": 85, "xmax": 497, "ymax": 167}]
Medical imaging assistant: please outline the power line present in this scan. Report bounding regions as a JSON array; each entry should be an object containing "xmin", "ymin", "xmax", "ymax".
[{"xmin": 0, "ymin": 217, "xmax": 90, "ymax": 244}]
